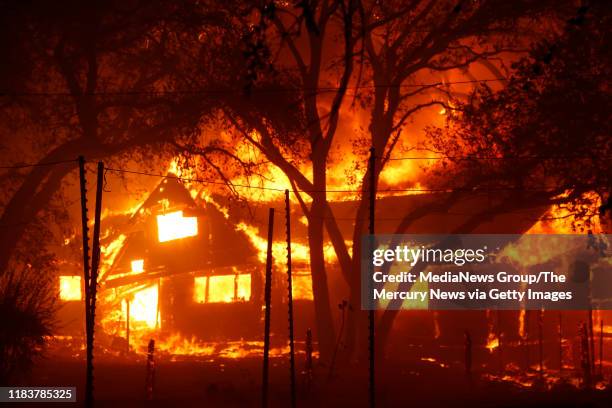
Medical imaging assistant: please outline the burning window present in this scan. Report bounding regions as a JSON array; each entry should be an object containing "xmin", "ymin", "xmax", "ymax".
[
  {"xmin": 208, "ymin": 275, "xmax": 235, "ymax": 303},
  {"xmin": 236, "ymin": 274, "xmax": 251, "ymax": 300},
  {"xmin": 194, "ymin": 274, "xmax": 251, "ymax": 303},
  {"xmin": 156, "ymin": 210, "xmax": 198, "ymax": 242},
  {"xmin": 194, "ymin": 277, "xmax": 207, "ymax": 303},
  {"xmin": 131, "ymin": 259, "xmax": 144, "ymax": 273},
  {"xmin": 59, "ymin": 275, "xmax": 82, "ymax": 301}
]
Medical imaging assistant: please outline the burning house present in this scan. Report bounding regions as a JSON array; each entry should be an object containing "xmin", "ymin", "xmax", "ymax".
[
  {"xmin": 53, "ymin": 165, "xmax": 328, "ymax": 359},
  {"xmin": 103, "ymin": 174, "xmax": 266, "ymax": 340},
  {"xmin": 57, "ymin": 174, "xmax": 273, "ymax": 348}
]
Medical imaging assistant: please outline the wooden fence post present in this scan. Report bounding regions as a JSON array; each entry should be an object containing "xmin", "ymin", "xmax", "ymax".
[
  {"xmin": 285, "ymin": 191, "xmax": 296, "ymax": 408},
  {"xmin": 262, "ymin": 208, "xmax": 274, "ymax": 408}
]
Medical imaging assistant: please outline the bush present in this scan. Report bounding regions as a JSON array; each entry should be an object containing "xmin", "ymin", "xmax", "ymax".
[{"xmin": 0, "ymin": 267, "xmax": 56, "ymax": 385}]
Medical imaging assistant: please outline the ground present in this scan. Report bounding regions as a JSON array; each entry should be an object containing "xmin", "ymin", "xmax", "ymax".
[{"xmin": 17, "ymin": 354, "xmax": 612, "ymax": 407}]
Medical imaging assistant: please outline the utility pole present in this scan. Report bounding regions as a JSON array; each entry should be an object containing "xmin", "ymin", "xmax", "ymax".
[
  {"xmin": 497, "ymin": 310, "xmax": 503, "ymax": 373},
  {"xmin": 78, "ymin": 156, "xmax": 93, "ymax": 407},
  {"xmin": 145, "ymin": 339, "xmax": 156, "ymax": 401},
  {"xmin": 262, "ymin": 208, "xmax": 274, "ymax": 408},
  {"xmin": 89, "ymin": 161, "xmax": 104, "ymax": 360},
  {"xmin": 126, "ymin": 298, "xmax": 131, "ymax": 353},
  {"xmin": 587, "ymin": 261, "xmax": 595, "ymax": 377},
  {"xmin": 79, "ymin": 159, "xmax": 104, "ymax": 407},
  {"xmin": 285, "ymin": 190, "xmax": 297, "ymax": 408},
  {"xmin": 558, "ymin": 313, "xmax": 563, "ymax": 372},
  {"xmin": 538, "ymin": 309, "xmax": 544, "ymax": 375},
  {"xmin": 588, "ymin": 308, "xmax": 595, "ymax": 376},
  {"xmin": 524, "ymin": 310, "xmax": 530, "ymax": 371},
  {"xmin": 600, "ymin": 319, "xmax": 604, "ymax": 377},
  {"xmin": 368, "ymin": 147, "xmax": 376, "ymax": 408},
  {"xmin": 464, "ymin": 330, "xmax": 472, "ymax": 377},
  {"xmin": 580, "ymin": 323, "xmax": 592, "ymax": 388}
]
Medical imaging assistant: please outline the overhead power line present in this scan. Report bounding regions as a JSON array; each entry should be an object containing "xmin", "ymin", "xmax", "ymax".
[
  {"xmin": 0, "ymin": 158, "xmax": 583, "ymax": 195},
  {"xmin": 387, "ymin": 155, "xmax": 607, "ymax": 161},
  {"xmin": 104, "ymin": 166, "xmax": 567, "ymax": 195},
  {"xmin": 1, "ymin": 154, "xmax": 604, "ymax": 170},
  {"xmin": 0, "ymin": 158, "xmax": 79, "ymax": 169},
  {"xmin": 104, "ymin": 167, "xmax": 285, "ymax": 191},
  {"xmin": 0, "ymin": 159, "xmax": 584, "ymax": 229},
  {"xmin": 1, "ymin": 77, "xmax": 509, "ymax": 97}
]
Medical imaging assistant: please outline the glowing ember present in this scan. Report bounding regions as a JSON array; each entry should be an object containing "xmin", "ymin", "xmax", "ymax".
[
  {"xmin": 150, "ymin": 336, "xmax": 305, "ymax": 359},
  {"xmin": 59, "ymin": 276, "xmax": 82, "ymax": 301},
  {"xmin": 421, "ymin": 356, "xmax": 448, "ymax": 368},
  {"xmin": 433, "ymin": 311, "xmax": 441, "ymax": 339},
  {"xmin": 157, "ymin": 210, "xmax": 198, "ymax": 242},
  {"xmin": 131, "ymin": 259, "xmax": 144, "ymax": 273},
  {"xmin": 486, "ymin": 333, "xmax": 499, "ymax": 353},
  {"xmin": 518, "ymin": 309, "xmax": 526, "ymax": 338}
]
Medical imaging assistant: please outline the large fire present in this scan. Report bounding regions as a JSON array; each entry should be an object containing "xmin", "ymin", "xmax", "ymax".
[
  {"xmin": 49, "ymin": 152, "xmax": 611, "ymax": 398},
  {"xmin": 67, "ymin": 157, "xmax": 316, "ymax": 359}
]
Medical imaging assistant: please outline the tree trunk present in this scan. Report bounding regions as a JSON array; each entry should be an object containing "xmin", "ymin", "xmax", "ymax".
[
  {"xmin": 342, "ymin": 173, "xmax": 372, "ymax": 362},
  {"xmin": 308, "ymin": 198, "xmax": 336, "ymax": 361},
  {"xmin": 0, "ymin": 138, "xmax": 88, "ymax": 274}
]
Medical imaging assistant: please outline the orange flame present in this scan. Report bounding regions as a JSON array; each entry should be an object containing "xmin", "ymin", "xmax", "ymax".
[
  {"xmin": 486, "ymin": 333, "xmax": 499, "ymax": 353},
  {"xmin": 123, "ymin": 285, "xmax": 159, "ymax": 329}
]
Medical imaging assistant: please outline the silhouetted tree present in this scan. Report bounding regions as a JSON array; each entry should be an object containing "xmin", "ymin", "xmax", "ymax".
[
  {"xmin": 0, "ymin": 1, "xmax": 249, "ymax": 275},
  {"xmin": 374, "ymin": 0, "xmax": 611, "ymax": 350},
  {"xmin": 426, "ymin": 0, "xmax": 610, "ymax": 231},
  {"xmin": 208, "ymin": 0, "xmax": 575, "ymax": 361}
]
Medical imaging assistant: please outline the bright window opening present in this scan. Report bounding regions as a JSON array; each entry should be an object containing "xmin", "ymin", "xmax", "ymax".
[
  {"xmin": 194, "ymin": 274, "xmax": 251, "ymax": 303},
  {"xmin": 194, "ymin": 276, "xmax": 207, "ymax": 303},
  {"xmin": 157, "ymin": 210, "xmax": 198, "ymax": 242},
  {"xmin": 131, "ymin": 259, "xmax": 144, "ymax": 273},
  {"xmin": 236, "ymin": 274, "xmax": 251, "ymax": 301},
  {"xmin": 59, "ymin": 276, "xmax": 82, "ymax": 301},
  {"xmin": 208, "ymin": 275, "xmax": 235, "ymax": 303}
]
